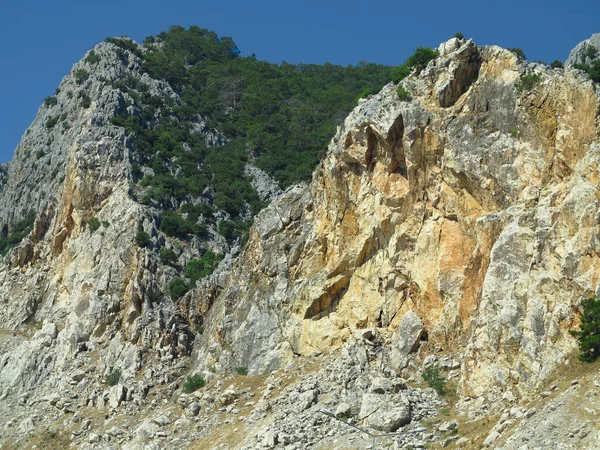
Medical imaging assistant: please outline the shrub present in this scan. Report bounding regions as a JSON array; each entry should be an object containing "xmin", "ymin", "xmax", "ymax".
[
  {"xmin": 391, "ymin": 64, "xmax": 411, "ymax": 83},
  {"xmin": 406, "ymin": 47, "xmax": 440, "ymax": 74},
  {"xmin": 87, "ymin": 216, "xmax": 101, "ymax": 232},
  {"xmin": 102, "ymin": 221, "xmax": 110, "ymax": 228},
  {"xmin": 185, "ymin": 251, "xmax": 222, "ymax": 284},
  {"xmin": 159, "ymin": 247, "xmax": 178, "ymax": 265},
  {"xmin": 85, "ymin": 50, "xmax": 101, "ymax": 64},
  {"xmin": 35, "ymin": 149, "xmax": 45, "ymax": 159},
  {"xmin": 515, "ymin": 73, "xmax": 541, "ymax": 93},
  {"xmin": 75, "ymin": 68, "xmax": 89, "ymax": 84},
  {"xmin": 0, "ymin": 211, "xmax": 35, "ymax": 256},
  {"xmin": 570, "ymin": 297, "xmax": 600, "ymax": 362},
  {"xmin": 358, "ymin": 87, "xmax": 379, "ymax": 99},
  {"xmin": 160, "ymin": 211, "xmax": 195, "ymax": 238},
  {"xmin": 46, "ymin": 116, "xmax": 59, "ymax": 129},
  {"xmin": 105, "ymin": 368, "xmax": 122, "ymax": 386},
  {"xmin": 397, "ymin": 85, "xmax": 411, "ymax": 101},
  {"xmin": 135, "ymin": 231, "xmax": 151, "ymax": 247},
  {"xmin": 582, "ymin": 44, "xmax": 598, "ymax": 61},
  {"xmin": 183, "ymin": 374, "xmax": 206, "ymax": 393},
  {"xmin": 550, "ymin": 60, "xmax": 564, "ymax": 69},
  {"xmin": 81, "ymin": 93, "xmax": 91, "ymax": 109},
  {"xmin": 44, "ymin": 96, "xmax": 57, "ymax": 106},
  {"xmin": 508, "ymin": 48, "xmax": 526, "ymax": 60},
  {"xmin": 235, "ymin": 367, "xmax": 248, "ymax": 376},
  {"xmin": 453, "ymin": 32, "xmax": 464, "ymax": 40},
  {"xmin": 575, "ymin": 60, "xmax": 600, "ymax": 83},
  {"xmin": 422, "ymin": 366, "xmax": 446, "ymax": 395},
  {"xmin": 168, "ymin": 277, "xmax": 189, "ymax": 300},
  {"xmin": 391, "ymin": 47, "xmax": 439, "ymax": 84}
]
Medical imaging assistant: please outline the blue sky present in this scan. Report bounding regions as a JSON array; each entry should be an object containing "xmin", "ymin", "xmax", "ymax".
[{"xmin": 1, "ymin": 0, "xmax": 598, "ymax": 163}]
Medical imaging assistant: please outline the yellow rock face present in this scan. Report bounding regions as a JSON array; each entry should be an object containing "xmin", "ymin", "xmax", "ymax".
[{"xmin": 203, "ymin": 40, "xmax": 600, "ymax": 395}]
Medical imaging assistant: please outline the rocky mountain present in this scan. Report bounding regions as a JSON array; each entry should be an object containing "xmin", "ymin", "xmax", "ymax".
[{"xmin": 1, "ymin": 31, "xmax": 600, "ymax": 449}]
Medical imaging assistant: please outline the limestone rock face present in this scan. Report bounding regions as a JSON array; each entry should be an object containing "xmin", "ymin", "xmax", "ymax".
[
  {"xmin": 0, "ymin": 39, "xmax": 216, "ymax": 412},
  {"xmin": 565, "ymin": 33, "xmax": 600, "ymax": 67},
  {"xmin": 197, "ymin": 38, "xmax": 600, "ymax": 399}
]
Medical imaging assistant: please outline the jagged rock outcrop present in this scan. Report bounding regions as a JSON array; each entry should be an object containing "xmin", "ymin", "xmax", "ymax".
[
  {"xmin": 565, "ymin": 32, "xmax": 600, "ymax": 66},
  {"xmin": 195, "ymin": 38, "xmax": 600, "ymax": 404},
  {"xmin": 1, "ymin": 32, "xmax": 600, "ymax": 449},
  {"xmin": 0, "ymin": 39, "xmax": 219, "ymax": 412}
]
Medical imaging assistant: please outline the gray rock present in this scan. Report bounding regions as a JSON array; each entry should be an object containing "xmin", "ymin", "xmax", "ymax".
[
  {"xmin": 335, "ymin": 402, "xmax": 351, "ymax": 418},
  {"xmin": 41, "ymin": 322, "xmax": 58, "ymax": 338},
  {"xmin": 359, "ymin": 393, "xmax": 411, "ymax": 432},
  {"xmin": 16, "ymin": 417, "xmax": 35, "ymax": 434},
  {"xmin": 298, "ymin": 389, "xmax": 317, "ymax": 410},
  {"xmin": 152, "ymin": 414, "xmax": 171, "ymax": 426},
  {"xmin": 187, "ymin": 401, "xmax": 200, "ymax": 416},
  {"xmin": 109, "ymin": 383, "xmax": 126, "ymax": 408},
  {"xmin": 370, "ymin": 377, "xmax": 405, "ymax": 394},
  {"xmin": 135, "ymin": 419, "xmax": 160, "ymax": 439},
  {"xmin": 391, "ymin": 312, "xmax": 425, "ymax": 369},
  {"xmin": 245, "ymin": 164, "xmax": 283, "ymax": 201},
  {"xmin": 565, "ymin": 33, "xmax": 600, "ymax": 67}
]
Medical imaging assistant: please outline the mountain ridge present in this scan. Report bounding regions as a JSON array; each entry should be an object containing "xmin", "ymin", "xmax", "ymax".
[{"xmin": 0, "ymin": 30, "xmax": 599, "ymax": 449}]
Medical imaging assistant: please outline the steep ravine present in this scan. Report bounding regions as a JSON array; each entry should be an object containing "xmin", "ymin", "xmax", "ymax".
[{"xmin": 0, "ymin": 35, "xmax": 600, "ymax": 449}]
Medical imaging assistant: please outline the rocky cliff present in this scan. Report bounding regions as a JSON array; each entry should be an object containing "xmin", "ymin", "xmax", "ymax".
[
  {"xmin": 0, "ymin": 34, "xmax": 600, "ymax": 449},
  {"xmin": 195, "ymin": 37, "xmax": 600, "ymax": 398}
]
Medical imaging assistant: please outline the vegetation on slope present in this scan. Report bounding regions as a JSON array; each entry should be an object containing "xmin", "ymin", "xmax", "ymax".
[{"xmin": 106, "ymin": 26, "xmax": 392, "ymax": 250}]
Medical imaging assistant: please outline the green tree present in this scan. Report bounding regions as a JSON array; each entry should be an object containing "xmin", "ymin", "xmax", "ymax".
[{"xmin": 570, "ymin": 297, "xmax": 600, "ymax": 362}]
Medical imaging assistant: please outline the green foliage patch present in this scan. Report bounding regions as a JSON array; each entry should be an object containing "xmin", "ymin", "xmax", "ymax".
[
  {"xmin": 135, "ymin": 231, "xmax": 151, "ymax": 247},
  {"xmin": 185, "ymin": 251, "xmax": 223, "ymax": 285},
  {"xmin": 235, "ymin": 367, "xmax": 248, "ymax": 376},
  {"xmin": 515, "ymin": 73, "xmax": 542, "ymax": 93},
  {"xmin": 391, "ymin": 46, "xmax": 439, "ymax": 84},
  {"xmin": 87, "ymin": 216, "xmax": 101, "ymax": 232},
  {"xmin": 44, "ymin": 96, "xmax": 57, "ymax": 106},
  {"xmin": 105, "ymin": 368, "xmax": 122, "ymax": 386},
  {"xmin": 508, "ymin": 48, "xmax": 526, "ymax": 60},
  {"xmin": 422, "ymin": 366, "xmax": 446, "ymax": 395},
  {"xmin": 168, "ymin": 276, "xmax": 189, "ymax": 300},
  {"xmin": 0, "ymin": 211, "xmax": 36, "ymax": 256},
  {"xmin": 159, "ymin": 247, "xmax": 178, "ymax": 265},
  {"xmin": 75, "ymin": 68, "xmax": 89, "ymax": 84},
  {"xmin": 573, "ymin": 60, "xmax": 600, "ymax": 83},
  {"xmin": 397, "ymin": 85, "xmax": 411, "ymax": 101},
  {"xmin": 183, "ymin": 374, "xmax": 206, "ymax": 393},
  {"xmin": 46, "ymin": 116, "xmax": 59, "ymax": 130},
  {"xmin": 85, "ymin": 50, "xmax": 101, "ymax": 64},
  {"xmin": 570, "ymin": 297, "xmax": 600, "ymax": 362}
]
